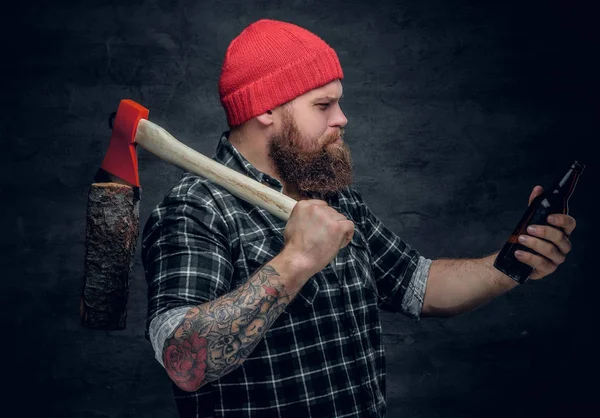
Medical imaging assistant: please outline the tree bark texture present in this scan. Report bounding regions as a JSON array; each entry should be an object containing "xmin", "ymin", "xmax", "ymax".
[{"xmin": 81, "ymin": 183, "xmax": 140, "ymax": 330}]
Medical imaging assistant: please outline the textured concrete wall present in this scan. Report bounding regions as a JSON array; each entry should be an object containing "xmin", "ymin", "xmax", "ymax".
[{"xmin": 2, "ymin": 0, "xmax": 596, "ymax": 416}]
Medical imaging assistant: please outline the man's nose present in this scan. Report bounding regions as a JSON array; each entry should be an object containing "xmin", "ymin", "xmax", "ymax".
[{"xmin": 331, "ymin": 105, "xmax": 348, "ymax": 128}]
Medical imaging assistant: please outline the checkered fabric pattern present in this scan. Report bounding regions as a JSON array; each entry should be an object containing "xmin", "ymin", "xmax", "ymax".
[{"xmin": 142, "ymin": 132, "xmax": 432, "ymax": 418}]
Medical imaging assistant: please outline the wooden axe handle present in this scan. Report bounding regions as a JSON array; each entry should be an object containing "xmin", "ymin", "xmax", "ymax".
[{"xmin": 136, "ymin": 119, "xmax": 297, "ymax": 221}]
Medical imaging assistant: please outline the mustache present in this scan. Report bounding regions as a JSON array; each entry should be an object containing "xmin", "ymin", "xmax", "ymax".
[{"xmin": 325, "ymin": 128, "xmax": 345, "ymax": 145}]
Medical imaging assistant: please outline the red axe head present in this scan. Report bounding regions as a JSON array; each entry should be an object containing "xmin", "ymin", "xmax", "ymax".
[{"xmin": 99, "ymin": 100, "xmax": 149, "ymax": 187}]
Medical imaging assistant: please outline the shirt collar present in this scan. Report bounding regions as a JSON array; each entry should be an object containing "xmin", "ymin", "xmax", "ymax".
[{"xmin": 213, "ymin": 131, "xmax": 284, "ymax": 193}]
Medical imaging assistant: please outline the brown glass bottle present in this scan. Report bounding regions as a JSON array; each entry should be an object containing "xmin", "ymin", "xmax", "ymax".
[{"xmin": 493, "ymin": 160, "xmax": 585, "ymax": 284}]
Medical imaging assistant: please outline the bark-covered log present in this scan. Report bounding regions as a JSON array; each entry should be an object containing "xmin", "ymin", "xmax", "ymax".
[{"xmin": 81, "ymin": 183, "xmax": 140, "ymax": 330}]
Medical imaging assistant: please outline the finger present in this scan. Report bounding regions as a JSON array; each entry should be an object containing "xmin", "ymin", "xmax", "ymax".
[
  {"xmin": 514, "ymin": 250, "xmax": 556, "ymax": 280},
  {"xmin": 528, "ymin": 185, "xmax": 544, "ymax": 206},
  {"xmin": 526, "ymin": 224, "xmax": 572, "ymax": 255},
  {"xmin": 334, "ymin": 214, "xmax": 349, "ymax": 222},
  {"xmin": 318, "ymin": 205, "xmax": 346, "ymax": 222},
  {"xmin": 517, "ymin": 233, "xmax": 566, "ymax": 266},
  {"xmin": 548, "ymin": 214, "xmax": 577, "ymax": 237},
  {"xmin": 305, "ymin": 199, "xmax": 329, "ymax": 206},
  {"xmin": 338, "ymin": 221, "xmax": 355, "ymax": 248}
]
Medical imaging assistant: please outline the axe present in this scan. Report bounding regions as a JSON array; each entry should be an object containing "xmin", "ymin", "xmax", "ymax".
[{"xmin": 81, "ymin": 99, "xmax": 297, "ymax": 330}]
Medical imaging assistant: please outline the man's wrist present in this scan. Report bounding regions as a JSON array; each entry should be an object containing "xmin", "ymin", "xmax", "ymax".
[
  {"xmin": 270, "ymin": 247, "xmax": 316, "ymax": 287},
  {"xmin": 485, "ymin": 252, "xmax": 521, "ymax": 290}
]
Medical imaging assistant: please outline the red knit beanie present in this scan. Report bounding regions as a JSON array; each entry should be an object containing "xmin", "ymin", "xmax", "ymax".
[{"xmin": 219, "ymin": 19, "xmax": 344, "ymax": 127}]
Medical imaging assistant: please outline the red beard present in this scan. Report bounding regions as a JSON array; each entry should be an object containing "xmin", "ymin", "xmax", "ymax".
[{"xmin": 268, "ymin": 112, "xmax": 353, "ymax": 200}]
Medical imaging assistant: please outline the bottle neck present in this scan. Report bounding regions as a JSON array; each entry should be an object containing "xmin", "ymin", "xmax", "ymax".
[{"xmin": 552, "ymin": 169, "xmax": 581, "ymax": 197}]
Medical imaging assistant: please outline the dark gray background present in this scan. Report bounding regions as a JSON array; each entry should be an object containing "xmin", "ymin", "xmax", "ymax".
[{"xmin": 2, "ymin": 0, "xmax": 597, "ymax": 416}]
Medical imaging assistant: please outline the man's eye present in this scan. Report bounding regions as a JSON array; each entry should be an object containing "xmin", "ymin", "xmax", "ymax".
[{"xmin": 317, "ymin": 103, "xmax": 329, "ymax": 109}]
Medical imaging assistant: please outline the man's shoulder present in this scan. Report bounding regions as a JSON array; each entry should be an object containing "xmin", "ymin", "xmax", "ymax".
[
  {"xmin": 162, "ymin": 172, "xmax": 239, "ymax": 206},
  {"xmin": 143, "ymin": 172, "xmax": 240, "ymax": 229},
  {"xmin": 142, "ymin": 172, "xmax": 234, "ymax": 240}
]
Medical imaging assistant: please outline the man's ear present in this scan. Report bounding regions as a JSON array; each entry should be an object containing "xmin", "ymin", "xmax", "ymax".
[{"xmin": 256, "ymin": 110, "xmax": 274, "ymax": 126}]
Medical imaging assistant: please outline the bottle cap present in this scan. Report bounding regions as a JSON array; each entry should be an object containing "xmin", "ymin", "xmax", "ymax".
[{"xmin": 572, "ymin": 161, "xmax": 586, "ymax": 173}]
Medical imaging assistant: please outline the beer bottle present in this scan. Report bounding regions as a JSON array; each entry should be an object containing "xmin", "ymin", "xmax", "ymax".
[{"xmin": 493, "ymin": 160, "xmax": 585, "ymax": 284}]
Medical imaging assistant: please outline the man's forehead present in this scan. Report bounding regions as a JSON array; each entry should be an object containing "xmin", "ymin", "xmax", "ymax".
[
  {"xmin": 307, "ymin": 80, "xmax": 344, "ymax": 101},
  {"xmin": 282, "ymin": 80, "xmax": 343, "ymax": 109}
]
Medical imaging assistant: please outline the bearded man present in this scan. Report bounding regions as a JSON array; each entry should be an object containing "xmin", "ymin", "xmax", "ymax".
[{"xmin": 142, "ymin": 19, "xmax": 577, "ymax": 418}]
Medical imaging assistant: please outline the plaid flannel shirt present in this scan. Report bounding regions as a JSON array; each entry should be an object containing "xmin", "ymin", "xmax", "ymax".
[{"xmin": 142, "ymin": 132, "xmax": 432, "ymax": 418}]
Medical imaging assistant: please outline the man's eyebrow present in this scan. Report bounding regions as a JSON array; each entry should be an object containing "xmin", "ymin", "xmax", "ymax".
[{"xmin": 313, "ymin": 94, "xmax": 344, "ymax": 103}]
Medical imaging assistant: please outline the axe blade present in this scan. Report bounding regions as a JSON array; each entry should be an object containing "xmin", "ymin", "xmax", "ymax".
[{"xmin": 99, "ymin": 99, "xmax": 149, "ymax": 187}]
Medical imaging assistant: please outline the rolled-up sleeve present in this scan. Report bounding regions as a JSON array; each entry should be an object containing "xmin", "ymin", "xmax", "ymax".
[
  {"xmin": 350, "ymin": 187, "xmax": 432, "ymax": 320},
  {"xmin": 141, "ymin": 178, "xmax": 234, "ymax": 345},
  {"xmin": 148, "ymin": 305, "xmax": 194, "ymax": 367}
]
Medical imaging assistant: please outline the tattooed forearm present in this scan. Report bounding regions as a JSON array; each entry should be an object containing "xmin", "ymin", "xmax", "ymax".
[{"xmin": 163, "ymin": 263, "xmax": 302, "ymax": 392}]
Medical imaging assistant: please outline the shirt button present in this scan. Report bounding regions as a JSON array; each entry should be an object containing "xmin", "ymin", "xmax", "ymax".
[{"xmin": 351, "ymin": 329, "xmax": 356, "ymax": 336}]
